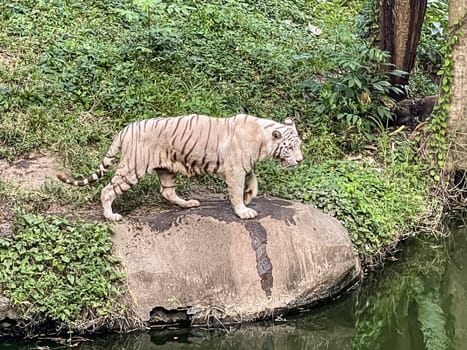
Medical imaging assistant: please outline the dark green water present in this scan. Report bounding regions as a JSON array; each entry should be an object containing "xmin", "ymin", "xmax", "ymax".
[{"xmin": 2, "ymin": 217, "xmax": 467, "ymax": 350}]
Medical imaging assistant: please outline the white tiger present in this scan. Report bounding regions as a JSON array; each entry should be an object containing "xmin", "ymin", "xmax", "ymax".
[{"xmin": 57, "ymin": 114, "xmax": 303, "ymax": 220}]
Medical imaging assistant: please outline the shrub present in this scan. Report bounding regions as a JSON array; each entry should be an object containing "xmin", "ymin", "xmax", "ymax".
[
  {"xmin": 0, "ymin": 210, "xmax": 126, "ymax": 332},
  {"xmin": 297, "ymin": 30, "xmax": 404, "ymax": 138}
]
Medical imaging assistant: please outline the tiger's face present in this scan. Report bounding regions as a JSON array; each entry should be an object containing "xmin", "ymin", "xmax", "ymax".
[{"xmin": 273, "ymin": 118, "xmax": 303, "ymax": 168}]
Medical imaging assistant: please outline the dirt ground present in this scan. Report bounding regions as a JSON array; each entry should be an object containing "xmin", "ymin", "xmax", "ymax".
[
  {"xmin": 0, "ymin": 153, "xmax": 60, "ymax": 191},
  {"xmin": 0, "ymin": 153, "xmax": 62, "ymax": 236}
]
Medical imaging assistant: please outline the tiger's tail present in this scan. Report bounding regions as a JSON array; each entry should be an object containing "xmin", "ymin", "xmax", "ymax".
[{"xmin": 56, "ymin": 129, "xmax": 124, "ymax": 186}]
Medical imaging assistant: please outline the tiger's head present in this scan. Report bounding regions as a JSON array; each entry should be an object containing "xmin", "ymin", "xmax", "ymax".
[{"xmin": 272, "ymin": 118, "xmax": 303, "ymax": 168}]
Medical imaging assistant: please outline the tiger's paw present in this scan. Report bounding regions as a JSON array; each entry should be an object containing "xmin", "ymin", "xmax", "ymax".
[
  {"xmin": 179, "ymin": 199, "xmax": 200, "ymax": 208},
  {"xmin": 104, "ymin": 212, "xmax": 123, "ymax": 221},
  {"xmin": 235, "ymin": 207, "xmax": 257, "ymax": 219}
]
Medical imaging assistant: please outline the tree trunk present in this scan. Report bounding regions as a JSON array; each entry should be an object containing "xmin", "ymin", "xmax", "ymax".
[
  {"xmin": 378, "ymin": 0, "xmax": 427, "ymax": 101},
  {"xmin": 446, "ymin": 0, "xmax": 467, "ymax": 172}
]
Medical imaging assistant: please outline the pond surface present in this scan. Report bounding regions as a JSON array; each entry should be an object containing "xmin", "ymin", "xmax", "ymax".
[{"xmin": 2, "ymin": 216, "xmax": 467, "ymax": 350}]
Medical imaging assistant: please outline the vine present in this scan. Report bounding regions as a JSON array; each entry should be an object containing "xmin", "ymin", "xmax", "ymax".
[{"xmin": 426, "ymin": 14, "xmax": 466, "ymax": 182}]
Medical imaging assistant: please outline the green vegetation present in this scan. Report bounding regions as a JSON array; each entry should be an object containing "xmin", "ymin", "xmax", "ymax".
[
  {"xmin": 0, "ymin": 0, "xmax": 450, "ymax": 333},
  {"xmin": 0, "ymin": 210, "xmax": 126, "ymax": 331},
  {"xmin": 297, "ymin": 31, "xmax": 404, "ymax": 134}
]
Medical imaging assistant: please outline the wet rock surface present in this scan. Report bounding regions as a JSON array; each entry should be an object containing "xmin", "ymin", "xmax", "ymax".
[{"xmin": 112, "ymin": 196, "xmax": 361, "ymax": 326}]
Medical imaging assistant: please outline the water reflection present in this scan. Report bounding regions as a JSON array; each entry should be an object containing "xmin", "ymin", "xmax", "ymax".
[
  {"xmin": 353, "ymin": 216, "xmax": 466, "ymax": 350},
  {"xmin": 3, "ymin": 217, "xmax": 467, "ymax": 350}
]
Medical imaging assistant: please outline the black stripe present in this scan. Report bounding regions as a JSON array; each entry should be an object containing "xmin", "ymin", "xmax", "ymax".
[
  {"xmin": 134, "ymin": 126, "xmax": 140, "ymax": 179},
  {"xmin": 152, "ymin": 119, "xmax": 161, "ymax": 133},
  {"xmin": 142, "ymin": 119, "xmax": 148, "ymax": 131},
  {"xmin": 156, "ymin": 119, "xmax": 169, "ymax": 140},
  {"xmin": 213, "ymin": 155, "xmax": 221, "ymax": 173},
  {"xmin": 160, "ymin": 184, "xmax": 176, "ymax": 189},
  {"xmin": 201, "ymin": 154, "xmax": 208, "ymax": 172},
  {"xmin": 155, "ymin": 150, "xmax": 162, "ymax": 166},
  {"xmin": 203, "ymin": 117, "xmax": 212, "ymax": 154},
  {"xmin": 180, "ymin": 130, "xmax": 194, "ymax": 155},
  {"xmin": 171, "ymin": 117, "xmax": 182, "ymax": 138},
  {"xmin": 120, "ymin": 125, "xmax": 131, "ymax": 143},
  {"xmin": 117, "ymin": 183, "xmax": 124, "ymax": 193},
  {"xmin": 183, "ymin": 137, "xmax": 198, "ymax": 164},
  {"xmin": 273, "ymin": 144, "xmax": 281, "ymax": 157},
  {"xmin": 165, "ymin": 148, "xmax": 170, "ymax": 162},
  {"xmin": 178, "ymin": 118, "xmax": 190, "ymax": 144}
]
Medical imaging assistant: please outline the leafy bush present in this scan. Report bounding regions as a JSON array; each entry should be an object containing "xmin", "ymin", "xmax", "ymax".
[
  {"xmin": 297, "ymin": 31, "xmax": 404, "ymax": 137},
  {"xmin": 417, "ymin": 0, "xmax": 449, "ymax": 76},
  {"xmin": 0, "ymin": 210, "xmax": 126, "ymax": 331}
]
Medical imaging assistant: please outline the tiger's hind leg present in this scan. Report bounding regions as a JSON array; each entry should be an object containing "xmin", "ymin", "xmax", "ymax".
[
  {"xmin": 101, "ymin": 173, "xmax": 137, "ymax": 221},
  {"xmin": 156, "ymin": 169, "xmax": 200, "ymax": 208},
  {"xmin": 243, "ymin": 170, "xmax": 258, "ymax": 205}
]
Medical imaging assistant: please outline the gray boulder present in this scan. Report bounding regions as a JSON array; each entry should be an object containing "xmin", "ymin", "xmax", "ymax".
[{"xmin": 112, "ymin": 197, "xmax": 361, "ymax": 326}]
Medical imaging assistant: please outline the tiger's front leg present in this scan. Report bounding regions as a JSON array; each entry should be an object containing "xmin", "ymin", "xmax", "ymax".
[
  {"xmin": 226, "ymin": 169, "xmax": 257, "ymax": 219},
  {"xmin": 244, "ymin": 170, "xmax": 258, "ymax": 205}
]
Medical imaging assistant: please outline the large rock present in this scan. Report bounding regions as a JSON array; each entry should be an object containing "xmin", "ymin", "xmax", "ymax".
[{"xmin": 112, "ymin": 197, "xmax": 361, "ymax": 326}]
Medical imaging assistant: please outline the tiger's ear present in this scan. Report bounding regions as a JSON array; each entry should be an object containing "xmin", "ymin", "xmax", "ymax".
[
  {"xmin": 272, "ymin": 130, "xmax": 282, "ymax": 139},
  {"xmin": 284, "ymin": 117, "xmax": 294, "ymax": 126}
]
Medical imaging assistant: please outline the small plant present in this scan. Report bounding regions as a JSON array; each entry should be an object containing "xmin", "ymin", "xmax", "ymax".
[{"xmin": 0, "ymin": 210, "xmax": 126, "ymax": 332}]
